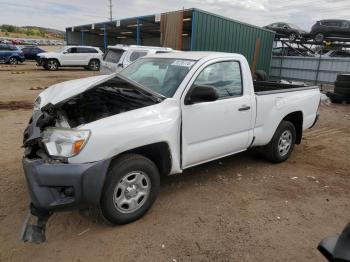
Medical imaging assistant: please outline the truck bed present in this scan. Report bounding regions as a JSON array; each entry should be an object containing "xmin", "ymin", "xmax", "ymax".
[{"xmin": 254, "ymin": 81, "xmax": 319, "ymax": 95}]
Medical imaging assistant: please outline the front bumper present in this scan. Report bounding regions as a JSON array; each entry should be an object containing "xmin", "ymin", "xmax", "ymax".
[{"xmin": 22, "ymin": 157, "xmax": 111, "ymax": 212}]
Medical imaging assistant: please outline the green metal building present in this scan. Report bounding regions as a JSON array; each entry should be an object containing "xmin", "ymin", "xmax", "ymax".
[{"xmin": 66, "ymin": 8, "xmax": 275, "ymax": 73}]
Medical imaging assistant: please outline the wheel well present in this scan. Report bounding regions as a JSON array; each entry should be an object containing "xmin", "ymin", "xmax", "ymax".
[
  {"xmin": 283, "ymin": 111, "xmax": 303, "ymax": 144},
  {"xmin": 111, "ymin": 142, "xmax": 172, "ymax": 176},
  {"xmin": 89, "ymin": 58, "xmax": 100, "ymax": 63}
]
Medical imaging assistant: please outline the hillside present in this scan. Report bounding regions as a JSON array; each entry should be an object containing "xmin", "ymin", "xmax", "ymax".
[{"xmin": 0, "ymin": 25, "xmax": 64, "ymax": 39}]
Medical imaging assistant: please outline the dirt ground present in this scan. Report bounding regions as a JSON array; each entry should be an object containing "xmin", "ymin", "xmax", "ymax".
[{"xmin": 0, "ymin": 58, "xmax": 349, "ymax": 262}]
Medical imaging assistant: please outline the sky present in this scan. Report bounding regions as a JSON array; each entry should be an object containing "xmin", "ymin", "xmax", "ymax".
[{"xmin": 0, "ymin": 0, "xmax": 349, "ymax": 31}]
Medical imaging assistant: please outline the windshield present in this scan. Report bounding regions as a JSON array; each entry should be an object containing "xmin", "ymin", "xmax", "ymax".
[
  {"xmin": 119, "ymin": 58, "xmax": 196, "ymax": 97},
  {"xmin": 288, "ymin": 23, "xmax": 302, "ymax": 30},
  {"xmin": 104, "ymin": 49, "xmax": 125, "ymax": 63}
]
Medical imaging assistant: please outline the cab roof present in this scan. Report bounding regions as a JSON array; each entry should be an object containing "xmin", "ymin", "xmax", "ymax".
[{"xmin": 146, "ymin": 51, "xmax": 243, "ymax": 61}]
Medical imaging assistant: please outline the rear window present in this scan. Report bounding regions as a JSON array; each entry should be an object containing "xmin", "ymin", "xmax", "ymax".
[{"xmin": 104, "ymin": 49, "xmax": 125, "ymax": 63}]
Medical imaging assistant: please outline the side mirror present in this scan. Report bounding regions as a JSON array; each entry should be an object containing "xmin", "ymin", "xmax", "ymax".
[
  {"xmin": 63, "ymin": 51, "xmax": 68, "ymax": 54},
  {"xmin": 283, "ymin": 25, "xmax": 288, "ymax": 29},
  {"xmin": 185, "ymin": 85, "xmax": 219, "ymax": 105}
]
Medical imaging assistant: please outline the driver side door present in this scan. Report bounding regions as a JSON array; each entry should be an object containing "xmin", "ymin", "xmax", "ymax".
[
  {"xmin": 61, "ymin": 47, "xmax": 84, "ymax": 66},
  {"xmin": 181, "ymin": 59, "xmax": 253, "ymax": 168}
]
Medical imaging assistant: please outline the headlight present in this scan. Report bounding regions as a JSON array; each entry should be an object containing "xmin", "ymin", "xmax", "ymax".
[
  {"xmin": 33, "ymin": 96, "xmax": 41, "ymax": 111},
  {"xmin": 42, "ymin": 128, "xmax": 91, "ymax": 158}
]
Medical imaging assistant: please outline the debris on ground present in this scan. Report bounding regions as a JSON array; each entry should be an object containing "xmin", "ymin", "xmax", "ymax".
[
  {"xmin": 29, "ymin": 86, "xmax": 47, "ymax": 90},
  {"xmin": 77, "ymin": 228, "xmax": 90, "ymax": 236}
]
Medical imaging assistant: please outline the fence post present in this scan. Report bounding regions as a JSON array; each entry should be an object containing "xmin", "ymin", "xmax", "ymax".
[{"xmin": 315, "ymin": 45, "xmax": 323, "ymax": 85}]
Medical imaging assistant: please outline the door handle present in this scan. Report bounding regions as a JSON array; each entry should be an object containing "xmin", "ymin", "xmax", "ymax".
[{"xmin": 238, "ymin": 105, "xmax": 251, "ymax": 111}]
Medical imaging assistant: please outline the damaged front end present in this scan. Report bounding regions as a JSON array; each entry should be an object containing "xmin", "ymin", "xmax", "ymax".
[{"xmin": 21, "ymin": 76, "xmax": 161, "ymax": 243}]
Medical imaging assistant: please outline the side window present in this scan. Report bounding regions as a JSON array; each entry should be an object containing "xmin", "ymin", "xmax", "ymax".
[
  {"xmin": 67, "ymin": 48, "xmax": 77, "ymax": 53},
  {"xmin": 129, "ymin": 51, "xmax": 148, "ymax": 62},
  {"xmin": 86, "ymin": 48, "xmax": 98, "ymax": 53},
  {"xmin": 193, "ymin": 61, "xmax": 243, "ymax": 99},
  {"xmin": 77, "ymin": 48, "xmax": 98, "ymax": 53}
]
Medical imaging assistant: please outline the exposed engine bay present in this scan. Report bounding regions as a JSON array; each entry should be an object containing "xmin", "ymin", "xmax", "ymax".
[
  {"xmin": 58, "ymin": 78, "xmax": 158, "ymax": 128},
  {"xmin": 23, "ymin": 77, "xmax": 159, "ymax": 160}
]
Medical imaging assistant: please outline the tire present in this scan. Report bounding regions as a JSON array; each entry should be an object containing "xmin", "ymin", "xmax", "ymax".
[
  {"xmin": 45, "ymin": 59, "xmax": 59, "ymax": 71},
  {"xmin": 336, "ymin": 74, "xmax": 350, "ymax": 82},
  {"xmin": 88, "ymin": 59, "xmax": 100, "ymax": 71},
  {"xmin": 326, "ymin": 92, "xmax": 350, "ymax": 103},
  {"xmin": 314, "ymin": 33, "xmax": 325, "ymax": 43},
  {"xmin": 334, "ymin": 86, "xmax": 350, "ymax": 96},
  {"xmin": 288, "ymin": 32, "xmax": 297, "ymax": 42},
  {"xmin": 100, "ymin": 154, "xmax": 160, "ymax": 225},
  {"xmin": 254, "ymin": 70, "xmax": 267, "ymax": 81},
  {"xmin": 263, "ymin": 121, "xmax": 296, "ymax": 163},
  {"xmin": 8, "ymin": 57, "xmax": 18, "ymax": 65},
  {"xmin": 334, "ymin": 81, "xmax": 350, "ymax": 89}
]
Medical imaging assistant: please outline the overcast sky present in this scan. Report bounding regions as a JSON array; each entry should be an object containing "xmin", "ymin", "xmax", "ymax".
[{"xmin": 0, "ymin": 0, "xmax": 349, "ymax": 31}]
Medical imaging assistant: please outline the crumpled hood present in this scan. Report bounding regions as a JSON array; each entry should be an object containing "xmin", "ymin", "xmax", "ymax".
[{"xmin": 39, "ymin": 74, "xmax": 116, "ymax": 107}]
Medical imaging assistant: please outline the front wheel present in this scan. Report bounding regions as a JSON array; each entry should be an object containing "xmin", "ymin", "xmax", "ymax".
[
  {"xmin": 263, "ymin": 121, "xmax": 296, "ymax": 163},
  {"xmin": 100, "ymin": 154, "xmax": 160, "ymax": 225}
]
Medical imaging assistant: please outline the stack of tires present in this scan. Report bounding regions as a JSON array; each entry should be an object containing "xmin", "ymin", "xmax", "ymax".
[{"xmin": 327, "ymin": 74, "xmax": 350, "ymax": 103}]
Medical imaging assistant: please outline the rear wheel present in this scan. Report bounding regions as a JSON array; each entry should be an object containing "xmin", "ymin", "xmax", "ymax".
[
  {"xmin": 263, "ymin": 121, "xmax": 296, "ymax": 163},
  {"xmin": 88, "ymin": 59, "xmax": 100, "ymax": 71},
  {"xmin": 288, "ymin": 32, "xmax": 297, "ymax": 42},
  {"xmin": 8, "ymin": 57, "xmax": 18, "ymax": 65},
  {"xmin": 314, "ymin": 33, "xmax": 325, "ymax": 43},
  {"xmin": 100, "ymin": 154, "xmax": 160, "ymax": 225},
  {"xmin": 45, "ymin": 59, "xmax": 59, "ymax": 70}
]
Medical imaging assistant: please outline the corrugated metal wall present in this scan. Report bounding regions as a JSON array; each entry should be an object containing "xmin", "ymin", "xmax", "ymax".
[
  {"xmin": 191, "ymin": 9, "xmax": 275, "ymax": 74},
  {"xmin": 270, "ymin": 56, "xmax": 350, "ymax": 84}
]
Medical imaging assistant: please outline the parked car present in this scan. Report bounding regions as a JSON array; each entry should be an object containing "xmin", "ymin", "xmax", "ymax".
[
  {"xmin": 310, "ymin": 19, "xmax": 350, "ymax": 43},
  {"xmin": 36, "ymin": 45, "xmax": 103, "ymax": 71},
  {"xmin": 1, "ymin": 39, "xmax": 12, "ymax": 44},
  {"xmin": 0, "ymin": 44, "xmax": 25, "ymax": 64},
  {"xmin": 21, "ymin": 51, "xmax": 321, "ymax": 242},
  {"xmin": 264, "ymin": 22, "xmax": 306, "ymax": 41},
  {"xmin": 21, "ymin": 46, "xmax": 45, "ymax": 60},
  {"xmin": 101, "ymin": 45, "xmax": 174, "ymax": 74}
]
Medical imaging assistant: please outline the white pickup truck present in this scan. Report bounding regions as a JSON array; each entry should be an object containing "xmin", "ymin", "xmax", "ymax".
[{"xmin": 22, "ymin": 52, "xmax": 320, "ymax": 241}]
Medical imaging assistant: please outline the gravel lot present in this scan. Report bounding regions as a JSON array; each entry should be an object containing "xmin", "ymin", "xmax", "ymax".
[{"xmin": 0, "ymin": 59, "xmax": 349, "ymax": 262}]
